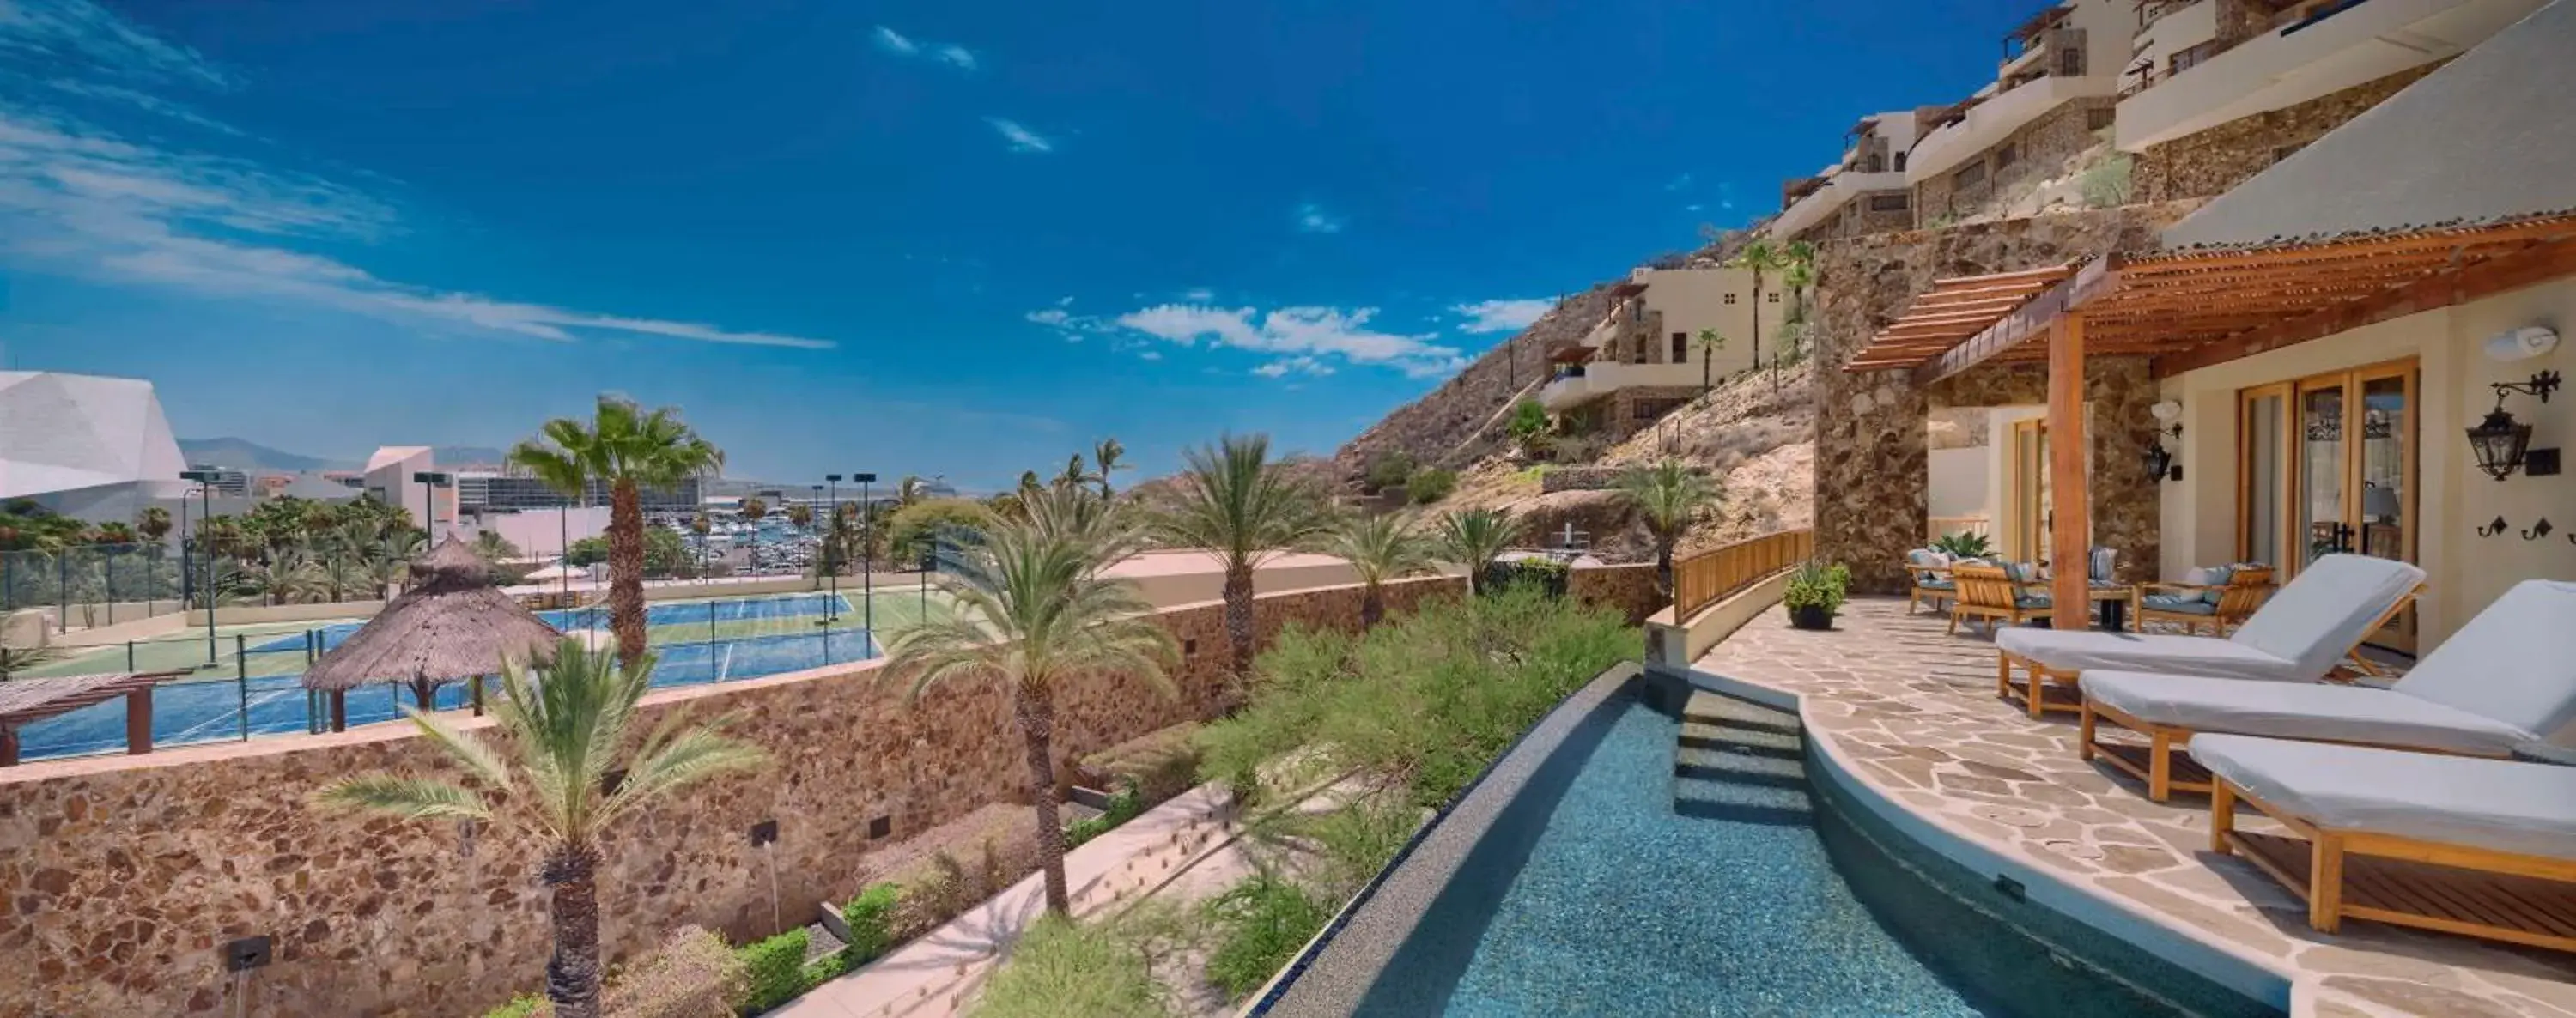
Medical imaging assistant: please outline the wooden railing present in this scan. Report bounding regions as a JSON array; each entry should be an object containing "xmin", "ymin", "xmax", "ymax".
[{"xmin": 1673, "ymin": 529, "xmax": 1814, "ymax": 620}]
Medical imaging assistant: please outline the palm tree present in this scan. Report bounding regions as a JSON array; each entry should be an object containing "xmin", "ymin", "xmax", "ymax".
[
  {"xmin": 1152, "ymin": 434, "xmax": 1329, "ymax": 680},
  {"xmin": 509, "ymin": 396, "xmax": 726, "ymax": 666},
  {"xmin": 135, "ymin": 506, "xmax": 172, "ymax": 544},
  {"xmin": 1725, "ymin": 238, "xmax": 1783, "ymax": 382},
  {"xmin": 739, "ymin": 496, "xmax": 767, "ymax": 575},
  {"xmin": 784, "ymin": 501, "xmax": 812, "ymax": 530},
  {"xmin": 1054, "ymin": 453, "xmax": 1098, "ymax": 493},
  {"xmin": 1092, "ymin": 439, "xmax": 1128, "ymax": 498},
  {"xmin": 1777, "ymin": 241, "xmax": 1817, "ymax": 363},
  {"xmin": 1694, "ymin": 329, "xmax": 1727, "ymax": 391},
  {"xmin": 689, "ymin": 513, "xmax": 713, "ymax": 577},
  {"xmin": 316, "ymin": 639, "xmax": 767, "ymax": 1018},
  {"xmin": 1435, "ymin": 508, "xmax": 1523, "ymax": 597},
  {"xmin": 895, "ymin": 475, "xmax": 927, "ymax": 507},
  {"xmin": 1617, "ymin": 461, "xmax": 1716, "ymax": 600},
  {"xmin": 1315, "ymin": 512, "xmax": 1434, "ymax": 627},
  {"xmin": 880, "ymin": 488, "xmax": 1175, "ymax": 917}
]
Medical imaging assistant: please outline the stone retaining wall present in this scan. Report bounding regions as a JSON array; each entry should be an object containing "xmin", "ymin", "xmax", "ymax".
[
  {"xmin": 0, "ymin": 579, "xmax": 1473, "ymax": 1017},
  {"xmin": 2134, "ymin": 64, "xmax": 2440, "ymax": 203},
  {"xmin": 1537, "ymin": 466, "xmax": 1624, "ymax": 494},
  {"xmin": 1812, "ymin": 203, "xmax": 2202, "ymax": 594}
]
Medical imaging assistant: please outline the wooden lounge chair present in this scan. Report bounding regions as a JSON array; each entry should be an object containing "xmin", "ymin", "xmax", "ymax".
[
  {"xmin": 2081, "ymin": 579, "xmax": 2573, "ymax": 800},
  {"xmin": 2134, "ymin": 564, "xmax": 2275, "ymax": 636},
  {"xmin": 1996, "ymin": 555, "xmax": 2423, "ymax": 727},
  {"xmin": 1948, "ymin": 562, "xmax": 2050, "ymax": 636},
  {"xmin": 2198, "ymin": 735, "xmax": 2576, "ymax": 953},
  {"xmin": 1904, "ymin": 549, "xmax": 1955, "ymax": 615}
]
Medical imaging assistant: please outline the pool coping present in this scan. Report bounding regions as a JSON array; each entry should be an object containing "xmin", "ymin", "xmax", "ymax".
[
  {"xmin": 1244, "ymin": 660, "xmax": 1645, "ymax": 1016},
  {"xmin": 1682, "ymin": 663, "xmax": 2305, "ymax": 1017}
]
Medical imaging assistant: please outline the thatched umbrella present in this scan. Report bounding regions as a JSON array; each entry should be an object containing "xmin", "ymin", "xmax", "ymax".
[{"xmin": 303, "ymin": 536, "xmax": 564, "ymax": 730}]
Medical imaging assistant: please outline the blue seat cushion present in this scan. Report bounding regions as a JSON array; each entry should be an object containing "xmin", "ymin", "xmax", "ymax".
[
  {"xmin": 1915, "ymin": 579, "xmax": 1955, "ymax": 591},
  {"xmin": 2014, "ymin": 594, "xmax": 2053, "ymax": 609},
  {"xmin": 2142, "ymin": 593, "xmax": 2217, "ymax": 615}
]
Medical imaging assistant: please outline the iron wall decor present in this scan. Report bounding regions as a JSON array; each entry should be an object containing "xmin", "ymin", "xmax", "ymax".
[
  {"xmin": 2468, "ymin": 370, "xmax": 2561, "ymax": 482},
  {"xmin": 2477, "ymin": 515, "xmax": 2512, "ymax": 537},
  {"xmin": 2526, "ymin": 518, "xmax": 2556, "ymax": 542}
]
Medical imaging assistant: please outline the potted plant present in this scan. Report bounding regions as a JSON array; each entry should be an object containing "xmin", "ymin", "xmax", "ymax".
[{"xmin": 1783, "ymin": 561, "xmax": 1850, "ymax": 630}]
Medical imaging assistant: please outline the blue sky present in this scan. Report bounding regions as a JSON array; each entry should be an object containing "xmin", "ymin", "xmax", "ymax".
[{"xmin": 1, "ymin": 0, "xmax": 2032, "ymax": 488}]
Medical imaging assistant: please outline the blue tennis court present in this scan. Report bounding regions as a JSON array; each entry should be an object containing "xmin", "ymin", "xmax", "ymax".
[
  {"xmin": 14, "ymin": 627, "xmax": 875, "ymax": 762},
  {"xmin": 246, "ymin": 592, "xmax": 854, "ymax": 653}
]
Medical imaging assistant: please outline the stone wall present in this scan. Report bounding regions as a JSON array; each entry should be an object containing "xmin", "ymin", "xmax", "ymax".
[
  {"xmin": 1537, "ymin": 466, "xmax": 1623, "ymax": 494},
  {"xmin": 1926, "ymin": 356, "xmax": 2164, "ymax": 581},
  {"xmin": 2134, "ymin": 64, "xmax": 2441, "ymax": 203},
  {"xmin": 0, "ymin": 579, "xmax": 1470, "ymax": 1018},
  {"xmin": 1811, "ymin": 203, "xmax": 2201, "ymax": 594},
  {"xmin": 1913, "ymin": 98, "xmax": 2117, "ymax": 227},
  {"xmin": 1333, "ymin": 288, "xmax": 1616, "ymax": 482},
  {"xmin": 1838, "ymin": 191, "xmax": 1917, "ymax": 239},
  {"xmin": 1568, "ymin": 561, "xmax": 1664, "ymax": 625}
]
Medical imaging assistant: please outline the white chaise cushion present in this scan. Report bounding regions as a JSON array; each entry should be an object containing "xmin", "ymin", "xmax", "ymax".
[
  {"xmin": 2392, "ymin": 581, "xmax": 2576, "ymax": 739},
  {"xmin": 2084, "ymin": 672, "xmax": 2536, "ymax": 755},
  {"xmin": 2195, "ymin": 735, "xmax": 2576, "ymax": 863},
  {"xmin": 2223, "ymin": 554, "xmax": 2423, "ymax": 680},
  {"xmin": 1996, "ymin": 628, "xmax": 2298, "ymax": 682}
]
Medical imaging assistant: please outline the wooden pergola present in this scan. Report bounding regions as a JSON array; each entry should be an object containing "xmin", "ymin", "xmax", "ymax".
[
  {"xmin": 1845, "ymin": 212, "xmax": 2576, "ymax": 615},
  {"xmin": 0, "ymin": 670, "xmax": 188, "ymax": 766}
]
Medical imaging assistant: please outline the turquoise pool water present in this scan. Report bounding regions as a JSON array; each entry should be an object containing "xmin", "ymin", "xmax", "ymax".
[{"xmin": 1298, "ymin": 684, "xmax": 2269, "ymax": 1017}]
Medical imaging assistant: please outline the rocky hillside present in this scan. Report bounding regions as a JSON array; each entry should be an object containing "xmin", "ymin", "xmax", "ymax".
[
  {"xmin": 1413, "ymin": 359, "xmax": 1815, "ymax": 564},
  {"xmin": 1329, "ymin": 285, "xmax": 1615, "ymax": 484}
]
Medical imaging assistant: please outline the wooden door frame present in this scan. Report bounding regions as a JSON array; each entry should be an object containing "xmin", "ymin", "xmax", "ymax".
[
  {"xmin": 2235, "ymin": 357, "xmax": 2420, "ymax": 645},
  {"xmin": 2008, "ymin": 417, "xmax": 2049, "ymax": 563}
]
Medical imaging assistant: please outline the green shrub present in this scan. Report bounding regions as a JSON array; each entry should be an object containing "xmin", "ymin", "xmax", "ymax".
[
  {"xmin": 1505, "ymin": 398, "xmax": 1551, "ymax": 453},
  {"xmin": 887, "ymin": 498, "xmax": 988, "ymax": 561},
  {"xmin": 1079, "ymin": 724, "xmax": 1203, "ymax": 803},
  {"xmin": 734, "ymin": 929, "xmax": 811, "ymax": 1014},
  {"xmin": 1297, "ymin": 793, "xmax": 1425, "ymax": 898},
  {"xmin": 484, "ymin": 995, "xmax": 547, "ymax": 1018},
  {"xmin": 969, "ymin": 915, "xmax": 1169, "ymax": 1018},
  {"xmin": 2080, "ymin": 151, "xmax": 2135, "ymax": 208},
  {"xmin": 1362, "ymin": 451, "xmax": 1417, "ymax": 494},
  {"xmin": 842, "ymin": 883, "xmax": 902, "ymax": 964},
  {"xmin": 1203, "ymin": 872, "xmax": 1334, "ymax": 1000},
  {"xmin": 1484, "ymin": 557, "xmax": 1570, "ymax": 597},
  {"xmin": 1783, "ymin": 561, "xmax": 1851, "ymax": 615},
  {"xmin": 1063, "ymin": 781, "xmax": 1145, "ymax": 849},
  {"xmin": 1197, "ymin": 585, "xmax": 1632, "ymax": 811},
  {"xmin": 1405, "ymin": 467, "xmax": 1456, "ymax": 505}
]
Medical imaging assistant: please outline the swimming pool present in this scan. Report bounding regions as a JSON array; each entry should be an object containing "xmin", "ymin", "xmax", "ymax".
[
  {"xmin": 245, "ymin": 592, "xmax": 854, "ymax": 654},
  {"xmin": 1258, "ymin": 670, "xmax": 2273, "ymax": 1017},
  {"xmin": 11, "ymin": 627, "xmax": 878, "ymax": 762}
]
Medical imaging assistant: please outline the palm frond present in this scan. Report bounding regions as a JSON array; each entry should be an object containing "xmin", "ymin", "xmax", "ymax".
[{"xmin": 314, "ymin": 775, "xmax": 491, "ymax": 821}]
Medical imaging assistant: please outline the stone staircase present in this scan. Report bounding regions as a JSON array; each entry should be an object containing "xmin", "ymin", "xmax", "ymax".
[{"xmin": 1673, "ymin": 690, "xmax": 1814, "ymax": 825}]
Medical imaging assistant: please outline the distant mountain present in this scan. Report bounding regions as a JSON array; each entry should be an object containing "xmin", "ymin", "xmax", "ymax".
[
  {"xmin": 177, "ymin": 437, "xmax": 351, "ymax": 473},
  {"xmin": 433, "ymin": 446, "xmax": 509, "ymax": 467},
  {"xmin": 176, "ymin": 439, "xmax": 514, "ymax": 473}
]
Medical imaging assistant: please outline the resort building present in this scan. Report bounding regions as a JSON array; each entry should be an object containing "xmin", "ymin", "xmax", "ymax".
[
  {"xmin": 1769, "ymin": 110, "xmax": 1932, "ymax": 246},
  {"xmin": 1905, "ymin": 0, "xmax": 2133, "ymax": 224},
  {"xmin": 0, "ymin": 371, "xmax": 189, "ymax": 524},
  {"xmin": 1834, "ymin": 0, "xmax": 2574, "ymax": 651},
  {"xmin": 2117, "ymin": 0, "xmax": 2546, "ymax": 202},
  {"xmin": 182, "ymin": 464, "xmax": 250, "ymax": 498},
  {"xmin": 362, "ymin": 445, "xmax": 449, "ymax": 536},
  {"xmin": 1538, "ymin": 264, "xmax": 1792, "ymax": 438}
]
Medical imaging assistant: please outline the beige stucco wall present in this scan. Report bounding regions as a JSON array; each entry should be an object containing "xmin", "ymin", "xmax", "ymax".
[
  {"xmin": 1632, "ymin": 266, "xmax": 1794, "ymax": 377},
  {"xmin": 2158, "ymin": 276, "xmax": 2576, "ymax": 648}
]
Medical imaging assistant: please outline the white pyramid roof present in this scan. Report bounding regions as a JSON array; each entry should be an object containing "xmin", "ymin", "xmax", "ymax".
[{"xmin": 0, "ymin": 372, "xmax": 190, "ymax": 502}]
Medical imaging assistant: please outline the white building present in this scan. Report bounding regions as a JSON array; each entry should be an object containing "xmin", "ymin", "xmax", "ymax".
[{"xmin": 0, "ymin": 372, "xmax": 189, "ymax": 523}]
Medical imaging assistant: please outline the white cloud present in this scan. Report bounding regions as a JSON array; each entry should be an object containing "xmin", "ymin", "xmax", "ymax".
[
  {"xmin": 1180, "ymin": 287, "xmax": 1215, "ymax": 301},
  {"xmin": 0, "ymin": 0, "xmax": 234, "ymax": 88},
  {"xmin": 1452, "ymin": 298, "xmax": 1552, "ymax": 335},
  {"xmin": 872, "ymin": 26, "xmax": 919, "ymax": 55},
  {"xmin": 936, "ymin": 45, "xmax": 977, "ymax": 70},
  {"xmin": 45, "ymin": 79, "xmax": 243, "ymax": 136},
  {"xmin": 1292, "ymin": 203, "xmax": 1345, "ymax": 234},
  {"xmin": 1112, "ymin": 303, "xmax": 1463, "ymax": 378},
  {"xmin": 985, "ymin": 118, "xmax": 1054, "ymax": 154},
  {"xmin": 0, "ymin": 16, "xmax": 835, "ymax": 353},
  {"xmin": 1664, "ymin": 172, "xmax": 1693, "ymax": 192},
  {"xmin": 1252, "ymin": 355, "xmax": 1331, "ymax": 379},
  {"xmin": 1024, "ymin": 308, "xmax": 1072, "ymax": 327}
]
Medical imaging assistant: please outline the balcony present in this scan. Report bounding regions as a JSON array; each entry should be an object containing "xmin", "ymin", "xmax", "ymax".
[
  {"xmin": 2116, "ymin": 0, "xmax": 2545, "ymax": 150},
  {"xmin": 1907, "ymin": 73, "xmax": 2115, "ymax": 184},
  {"xmin": 1538, "ymin": 362, "xmax": 1703, "ymax": 412},
  {"xmin": 1768, "ymin": 167, "xmax": 1910, "ymax": 240}
]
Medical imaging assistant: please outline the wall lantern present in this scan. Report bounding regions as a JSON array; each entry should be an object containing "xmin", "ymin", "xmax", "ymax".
[
  {"xmin": 2467, "ymin": 370, "xmax": 2561, "ymax": 481},
  {"xmin": 2144, "ymin": 400, "xmax": 2184, "ymax": 482}
]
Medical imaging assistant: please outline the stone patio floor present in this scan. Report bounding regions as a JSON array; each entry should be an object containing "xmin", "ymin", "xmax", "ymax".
[{"xmin": 1692, "ymin": 597, "xmax": 2576, "ymax": 1018}]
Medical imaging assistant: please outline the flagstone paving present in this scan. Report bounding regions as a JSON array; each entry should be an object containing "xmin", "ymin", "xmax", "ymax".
[{"xmin": 1693, "ymin": 597, "xmax": 2576, "ymax": 1018}]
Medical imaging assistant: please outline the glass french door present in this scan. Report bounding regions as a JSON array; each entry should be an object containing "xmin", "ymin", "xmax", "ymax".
[
  {"xmin": 2008, "ymin": 418, "xmax": 2051, "ymax": 564},
  {"xmin": 2239, "ymin": 360, "xmax": 2416, "ymax": 650}
]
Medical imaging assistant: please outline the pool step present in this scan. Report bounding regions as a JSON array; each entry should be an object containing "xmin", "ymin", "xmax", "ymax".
[{"xmin": 1673, "ymin": 691, "xmax": 1813, "ymax": 825}]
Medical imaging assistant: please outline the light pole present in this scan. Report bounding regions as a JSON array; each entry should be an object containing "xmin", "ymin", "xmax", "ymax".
[
  {"xmin": 412, "ymin": 470, "xmax": 453, "ymax": 545},
  {"xmin": 823, "ymin": 475, "xmax": 841, "ymax": 622},
  {"xmin": 178, "ymin": 470, "xmax": 222, "ymax": 666},
  {"xmin": 854, "ymin": 472, "xmax": 876, "ymax": 639}
]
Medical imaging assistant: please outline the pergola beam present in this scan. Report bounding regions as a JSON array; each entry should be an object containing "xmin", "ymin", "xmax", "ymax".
[
  {"xmin": 1912, "ymin": 256, "xmax": 2121, "ymax": 385},
  {"xmin": 2154, "ymin": 239, "xmax": 2576, "ymax": 377}
]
